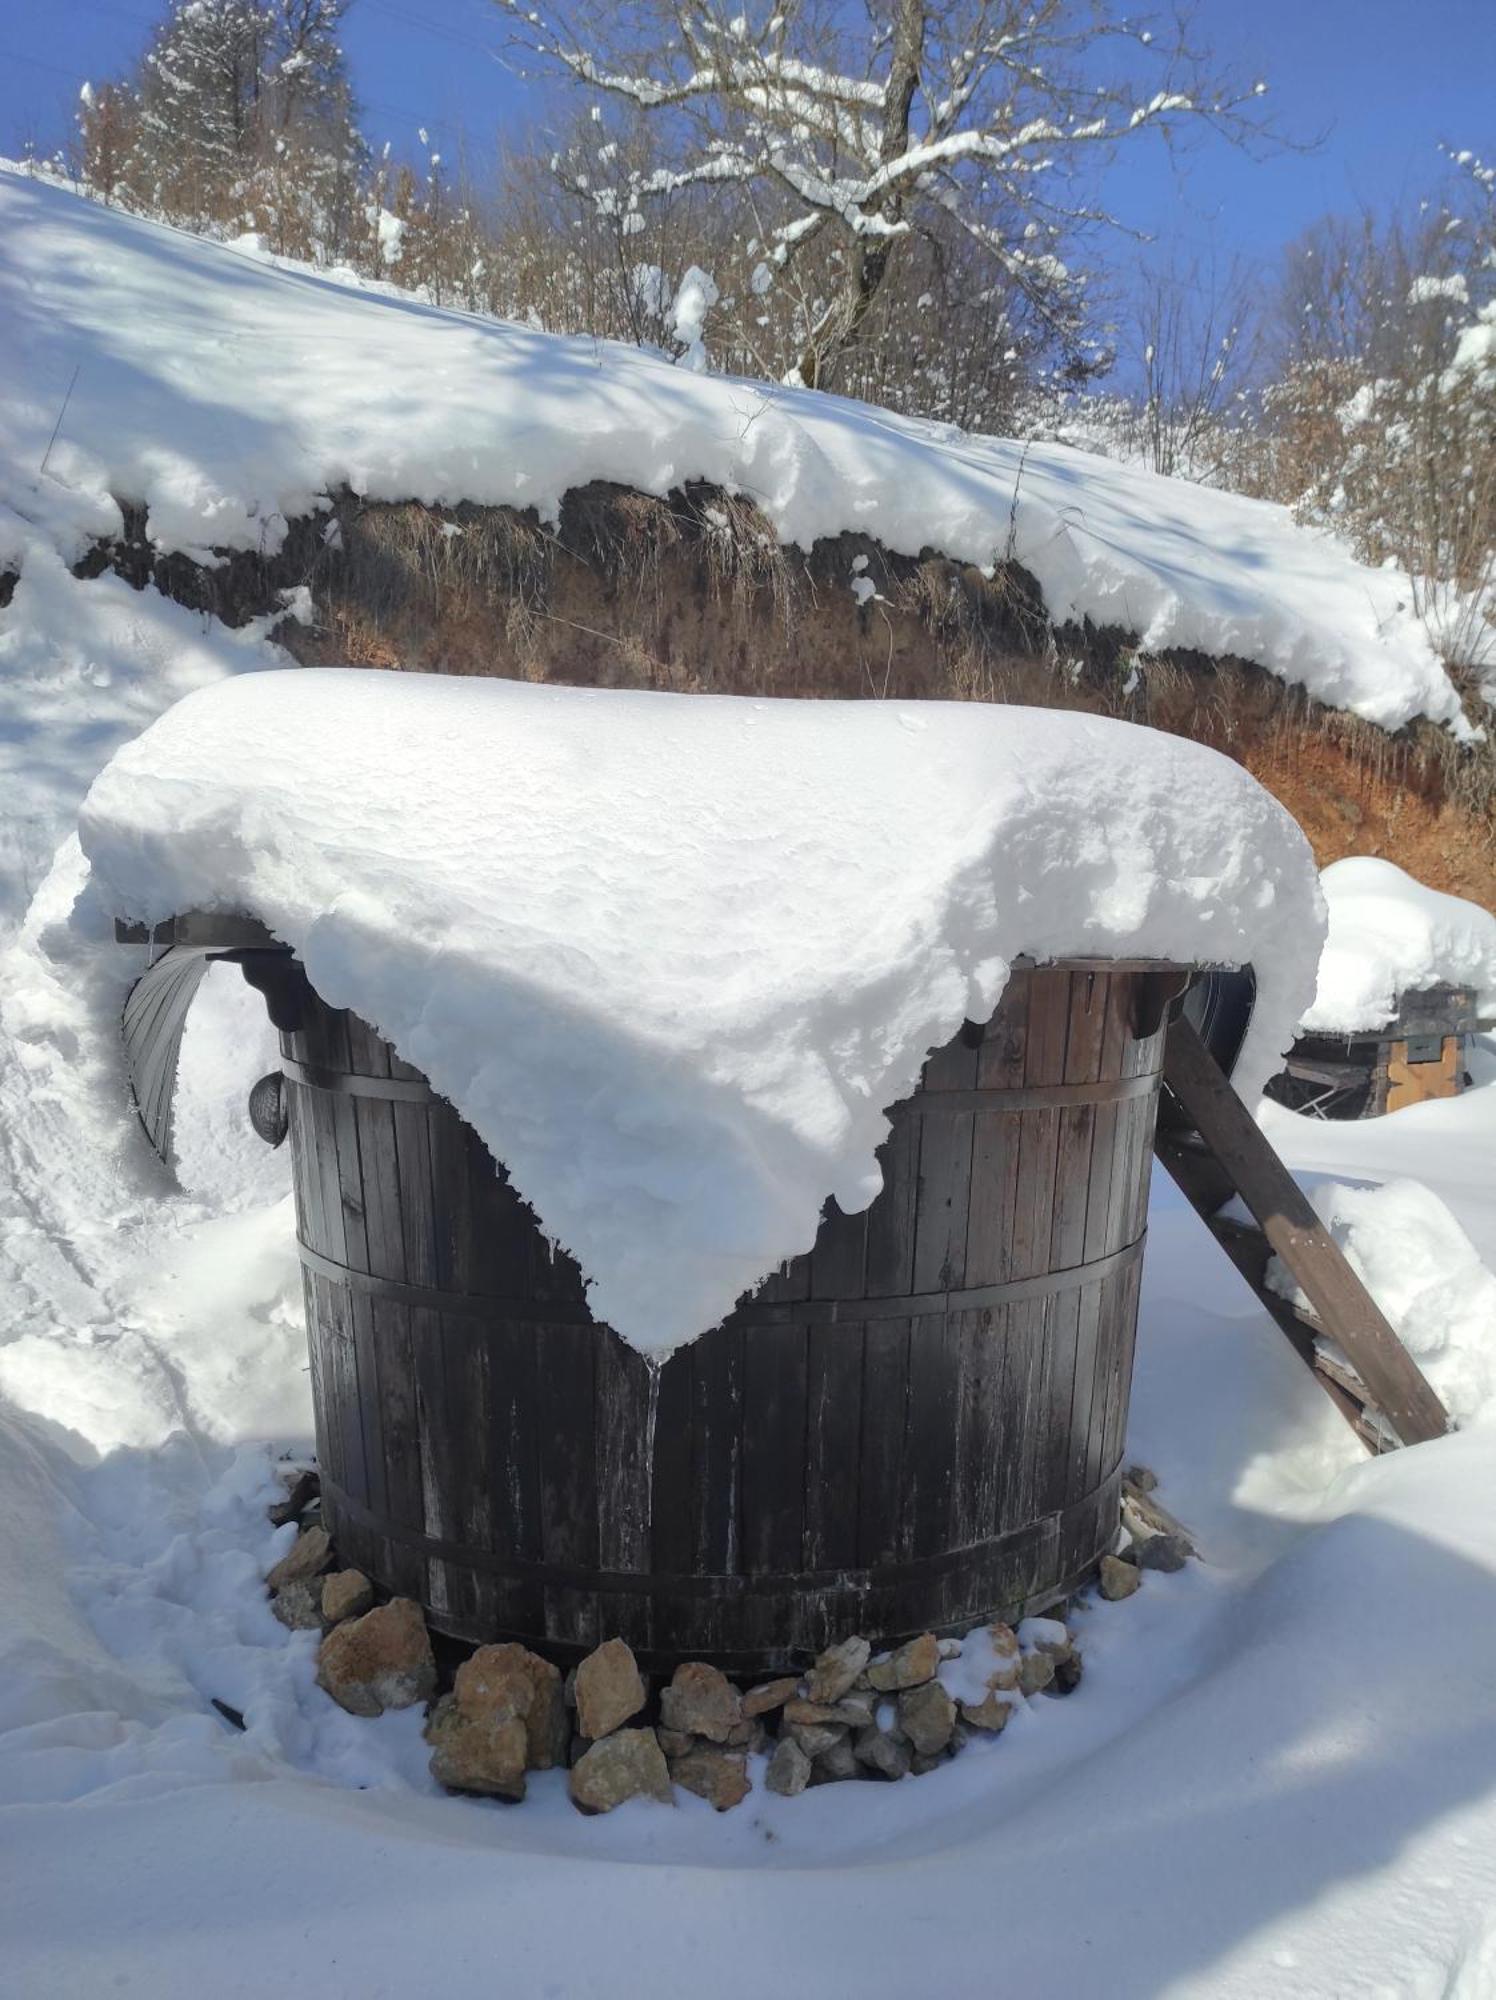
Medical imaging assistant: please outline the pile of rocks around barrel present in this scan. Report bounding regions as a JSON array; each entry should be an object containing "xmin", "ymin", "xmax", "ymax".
[{"xmin": 261, "ymin": 1464, "xmax": 1194, "ymax": 1814}]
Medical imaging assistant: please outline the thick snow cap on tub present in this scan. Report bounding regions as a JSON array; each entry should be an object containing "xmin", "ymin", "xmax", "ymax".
[
  {"xmin": 80, "ymin": 671, "xmax": 1323, "ymax": 1355},
  {"xmin": 1302, "ymin": 858, "xmax": 1496, "ymax": 1033},
  {"xmin": 0, "ymin": 163, "xmax": 1471, "ymax": 740}
]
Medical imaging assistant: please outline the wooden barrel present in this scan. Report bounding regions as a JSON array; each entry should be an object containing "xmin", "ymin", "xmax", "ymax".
[{"xmin": 281, "ymin": 961, "xmax": 1185, "ymax": 1671}]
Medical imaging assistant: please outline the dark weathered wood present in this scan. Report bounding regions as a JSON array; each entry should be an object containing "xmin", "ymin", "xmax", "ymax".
[
  {"xmin": 260, "ymin": 960, "xmax": 1180, "ymax": 1665},
  {"xmin": 1160, "ymin": 1015, "xmax": 1448, "ymax": 1447}
]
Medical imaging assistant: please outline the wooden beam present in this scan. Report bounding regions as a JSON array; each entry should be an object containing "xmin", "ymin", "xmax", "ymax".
[{"xmin": 1159, "ymin": 1016, "xmax": 1449, "ymax": 1448}]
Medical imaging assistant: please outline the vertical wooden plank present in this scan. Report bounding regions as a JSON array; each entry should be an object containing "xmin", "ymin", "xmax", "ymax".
[
  {"xmin": 911, "ymin": 1037, "xmax": 978, "ymax": 1295},
  {"xmin": 864, "ymin": 1116, "xmax": 921, "ymax": 1298},
  {"xmin": 810, "ymin": 1197, "xmax": 867, "ymax": 1300},
  {"xmin": 370, "ymin": 1296, "xmax": 425, "ymax": 1600},
  {"xmin": 691, "ymin": 1322, "xmax": 745, "ymax": 1577},
  {"xmin": 1037, "ymin": 1285, "xmax": 1082, "ymax": 1513},
  {"xmin": 536, "ymin": 1319, "xmax": 600, "ymax": 1650},
  {"xmin": 997, "ymin": 1295, "xmax": 1048, "ymax": 1528},
  {"xmin": 856, "ymin": 1317, "xmax": 910, "ymax": 1568},
  {"xmin": 1064, "ymin": 1281, "xmax": 1104, "ymax": 1503},
  {"xmin": 802, "ymin": 1322, "xmax": 863, "ymax": 1571},
  {"xmin": 740, "ymin": 1322, "xmax": 808, "ymax": 1575},
  {"xmin": 902, "ymin": 1307, "xmax": 963, "ymax": 1560},
  {"xmin": 594, "ymin": 1332, "xmax": 652, "ymax": 1654},
  {"xmin": 951, "ymin": 1305, "xmax": 1004, "ymax": 1549}
]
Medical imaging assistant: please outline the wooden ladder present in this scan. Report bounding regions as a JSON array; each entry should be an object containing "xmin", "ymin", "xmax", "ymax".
[{"xmin": 1153, "ymin": 1015, "xmax": 1449, "ymax": 1452}]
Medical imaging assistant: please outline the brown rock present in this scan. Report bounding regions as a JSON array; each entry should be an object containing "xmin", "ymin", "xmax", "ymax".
[
  {"xmin": 659, "ymin": 1661, "xmax": 743, "ymax": 1744},
  {"xmin": 1052, "ymin": 1652, "xmax": 1084, "ymax": 1695},
  {"xmin": 1019, "ymin": 1651, "xmax": 1056, "ymax": 1697},
  {"xmin": 1124, "ymin": 1463, "xmax": 1159, "ymax": 1494},
  {"xmin": 806, "ymin": 1635, "xmax": 871, "ymax": 1705},
  {"xmin": 1099, "ymin": 1554, "xmax": 1142, "ymax": 1601},
  {"xmin": 986, "ymin": 1622, "xmax": 1022, "ymax": 1691},
  {"xmin": 742, "ymin": 1676, "xmax": 799, "ymax": 1719},
  {"xmin": 425, "ymin": 1691, "xmax": 528, "ymax": 1800},
  {"xmin": 656, "ymin": 1725, "xmax": 694, "ymax": 1759},
  {"xmin": 866, "ymin": 1632, "xmax": 939, "ymax": 1692},
  {"xmin": 321, "ymin": 1569, "xmax": 374, "ymax": 1626},
  {"xmin": 266, "ymin": 1524, "xmax": 334, "ymax": 1592},
  {"xmin": 456, "ymin": 1644, "xmax": 567, "ymax": 1771},
  {"xmin": 960, "ymin": 1690, "xmax": 1015, "ymax": 1734},
  {"xmin": 854, "ymin": 1726, "xmax": 912, "ymax": 1780},
  {"xmin": 764, "ymin": 1736, "xmax": 812, "ymax": 1797},
  {"xmin": 910, "ymin": 1750, "xmax": 947, "ymax": 1776},
  {"xmin": 898, "ymin": 1679, "xmax": 957, "ymax": 1756},
  {"xmin": 271, "ymin": 1579, "xmax": 324, "ymax": 1631},
  {"xmin": 316, "ymin": 1598, "xmax": 436, "ymax": 1718},
  {"xmin": 568, "ymin": 1728, "xmax": 674, "ymax": 1814},
  {"xmin": 573, "ymin": 1636, "xmax": 647, "ymax": 1742},
  {"xmin": 782, "ymin": 1698, "xmax": 850, "ymax": 1727},
  {"xmin": 268, "ymin": 1468, "xmax": 319, "ymax": 1528},
  {"xmin": 671, "ymin": 1745, "xmax": 750, "ymax": 1811}
]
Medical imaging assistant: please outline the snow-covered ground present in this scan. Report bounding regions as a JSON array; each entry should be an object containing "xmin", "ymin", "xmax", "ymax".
[
  {"xmin": 0, "ymin": 162, "xmax": 1472, "ymax": 738},
  {"xmin": 3, "ymin": 163, "xmax": 1496, "ymax": 2000}
]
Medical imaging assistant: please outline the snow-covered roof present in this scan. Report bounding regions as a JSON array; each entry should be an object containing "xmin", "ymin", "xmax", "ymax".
[
  {"xmin": 1302, "ymin": 857, "xmax": 1496, "ymax": 1033},
  {"xmin": 0, "ymin": 164, "xmax": 1470, "ymax": 740},
  {"xmin": 80, "ymin": 668, "xmax": 1323, "ymax": 1355}
]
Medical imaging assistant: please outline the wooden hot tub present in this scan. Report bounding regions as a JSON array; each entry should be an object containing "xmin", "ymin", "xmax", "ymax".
[{"xmin": 119, "ymin": 919, "xmax": 1186, "ymax": 1672}]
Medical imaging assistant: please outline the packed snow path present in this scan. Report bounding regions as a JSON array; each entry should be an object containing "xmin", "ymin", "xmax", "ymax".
[{"xmin": 0, "ymin": 163, "xmax": 1471, "ymax": 738}]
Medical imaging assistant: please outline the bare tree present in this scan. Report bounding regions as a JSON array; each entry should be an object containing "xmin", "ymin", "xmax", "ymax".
[{"xmin": 496, "ymin": 0, "xmax": 1272, "ymax": 385}]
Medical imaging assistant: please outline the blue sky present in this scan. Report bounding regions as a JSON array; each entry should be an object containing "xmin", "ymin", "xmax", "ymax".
[{"xmin": 4, "ymin": 0, "xmax": 1491, "ymax": 286}]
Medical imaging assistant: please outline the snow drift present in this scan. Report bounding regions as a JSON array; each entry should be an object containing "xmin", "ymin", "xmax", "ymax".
[
  {"xmin": 79, "ymin": 667, "xmax": 1323, "ymax": 1353},
  {"xmin": 1302, "ymin": 856, "xmax": 1496, "ymax": 1033},
  {"xmin": 0, "ymin": 163, "xmax": 1470, "ymax": 739}
]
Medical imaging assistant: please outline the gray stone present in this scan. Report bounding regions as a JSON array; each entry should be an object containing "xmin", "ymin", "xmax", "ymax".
[
  {"xmin": 425, "ymin": 1691, "xmax": 528, "ymax": 1801},
  {"xmin": 1124, "ymin": 1463, "xmax": 1159, "ymax": 1494},
  {"xmin": 764, "ymin": 1736, "xmax": 812, "ymax": 1797},
  {"xmin": 268, "ymin": 1468, "xmax": 319, "ymax": 1528},
  {"xmin": 320, "ymin": 1568, "xmax": 374, "ymax": 1626},
  {"xmin": 456, "ymin": 1643, "xmax": 568, "ymax": 1770},
  {"xmin": 670, "ymin": 1744, "xmax": 750, "ymax": 1811},
  {"xmin": 660, "ymin": 1661, "xmax": 744, "ymax": 1744},
  {"xmin": 811, "ymin": 1735, "xmax": 860, "ymax": 1784},
  {"xmin": 854, "ymin": 1726, "xmax": 912, "ymax": 1780},
  {"xmin": 266, "ymin": 1524, "xmax": 334, "ymax": 1593},
  {"xmin": 897, "ymin": 1678, "xmax": 957, "ymax": 1756},
  {"xmin": 271, "ymin": 1579, "xmax": 324, "ymax": 1631},
  {"xmin": 910, "ymin": 1750, "xmax": 947, "ymax": 1777},
  {"xmin": 656, "ymin": 1725, "xmax": 695, "ymax": 1759},
  {"xmin": 316, "ymin": 1597, "xmax": 436, "ymax": 1718},
  {"xmin": 1135, "ymin": 1532, "xmax": 1191, "ymax": 1573},
  {"xmin": 806, "ymin": 1635, "xmax": 871, "ymax": 1705},
  {"xmin": 568, "ymin": 1728, "xmax": 674, "ymax": 1814},
  {"xmin": 742, "ymin": 1676, "xmax": 799, "ymax": 1719},
  {"xmin": 574, "ymin": 1636, "xmax": 647, "ymax": 1742},
  {"xmin": 1052, "ymin": 1652, "xmax": 1084, "ymax": 1696},
  {"xmin": 865, "ymin": 1632, "xmax": 939, "ymax": 1692},
  {"xmin": 783, "ymin": 1720, "xmax": 846, "ymax": 1760},
  {"xmin": 1098, "ymin": 1553, "xmax": 1142, "ymax": 1601}
]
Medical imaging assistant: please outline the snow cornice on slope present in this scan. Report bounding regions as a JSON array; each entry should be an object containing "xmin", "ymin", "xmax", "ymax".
[{"xmin": 0, "ymin": 162, "xmax": 1474, "ymax": 742}]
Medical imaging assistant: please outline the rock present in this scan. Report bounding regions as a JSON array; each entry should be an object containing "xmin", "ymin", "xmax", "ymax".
[
  {"xmin": 456, "ymin": 1643, "xmax": 568, "ymax": 1771},
  {"xmin": 321, "ymin": 1569, "xmax": 374, "ymax": 1626},
  {"xmin": 425, "ymin": 1691, "xmax": 529, "ymax": 1800},
  {"xmin": 670, "ymin": 1745, "xmax": 750, "ymax": 1811},
  {"xmin": 959, "ymin": 1691, "xmax": 1015, "ymax": 1734},
  {"xmin": 938, "ymin": 1637, "xmax": 963, "ymax": 1660},
  {"xmin": 1018, "ymin": 1651, "xmax": 1056, "ymax": 1697},
  {"xmin": 764, "ymin": 1736, "xmax": 812, "ymax": 1797},
  {"xmin": 742, "ymin": 1676, "xmax": 799, "ymax": 1718},
  {"xmin": 986, "ymin": 1622, "xmax": 1022, "ymax": 1690},
  {"xmin": 1052, "ymin": 1652, "xmax": 1084, "ymax": 1696},
  {"xmin": 1135, "ymin": 1532, "xmax": 1191, "ymax": 1573},
  {"xmin": 271, "ymin": 1579, "xmax": 324, "ymax": 1631},
  {"xmin": 910, "ymin": 1751, "xmax": 947, "ymax": 1777},
  {"xmin": 659, "ymin": 1661, "xmax": 743, "ymax": 1744},
  {"xmin": 268, "ymin": 1468, "xmax": 320, "ymax": 1528},
  {"xmin": 657, "ymin": 1725, "xmax": 695, "ymax": 1759},
  {"xmin": 811, "ymin": 1735, "xmax": 860, "ymax": 1784},
  {"xmin": 806, "ymin": 1635, "xmax": 870, "ymax": 1705},
  {"xmin": 854, "ymin": 1726, "xmax": 912, "ymax": 1780},
  {"xmin": 897, "ymin": 1679, "xmax": 957, "ymax": 1756},
  {"xmin": 1124, "ymin": 1462, "xmax": 1158, "ymax": 1494},
  {"xmin": 865, "ymin": 1632, "xmax": 939, "ymax": 1692},
  {"xmin": 266, "ymin": 1523, "xmax": 334, "ymax": 1592},
  {"xmin": 573, "ymin": 1636, "xmax": 647, "ymax": 1742},
  {"xmin": 316, "ymin": 1598, "xmax": 436, "ymax": 1718},
  {"xmin": 1098, "ymin": 1553, "xmax": 1142, "ymax": 1601},
  {"xmin": 782, "ymin": 1697, "xmax": 851, "ymax": 1727},
  {"xmin": 784, "ymin": 1720, "xmax": 846, "ymax": 1760},
  {"xmin": 568, "ymin": 1728, "xmax": 674, "ymax": 1814},
  {"xmin": 722, "ymin": 1715, "xmax": 767, "ymax": 1754}
]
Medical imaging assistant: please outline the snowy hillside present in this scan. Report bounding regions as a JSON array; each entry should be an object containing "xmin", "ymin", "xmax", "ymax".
[
  {"xmin": 0, "ymin": 163, "xmax": 1471, "ymax": 739},
  {"xmin": 4, "ymin": 157, "xmax": 1496, "ymax": 2000}
]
